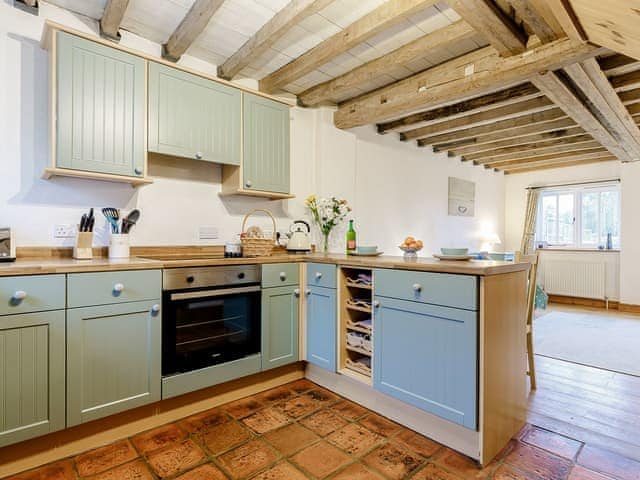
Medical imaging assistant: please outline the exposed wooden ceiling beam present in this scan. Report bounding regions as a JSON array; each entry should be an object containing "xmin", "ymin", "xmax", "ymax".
[
  {"xmin": 486, "ymin": 147, "xmax": 609, "ymax": 168},
  {"xmin": 535, "ymin": 0, "xmax": 586, "ymax": 40},
  {"xmin": 416, "ymin": 109, "xmax": 569, "ymax": 145},
  {"xmin": 334, "ymin": 38, "xmax": 601, "ymax": 130},
  {"xmin": 298, "ymin": 20, "xmax": 476, "ymax": 107},
  {"xmin": 404, "ymin": 98, "xmax": 557, "ymax": 141},
  {"xmin": 507, "ymin": 0, "xmax": 560, "ymax": 43},
  {"xmin": 218, "ymin": 0, "xmax": 334, "ymax": 80},
  {"xmin": 100, "ymin": 0, "xmax": 131, "ymax": 41},
  {"xmin": 259, "ymin": 0, "xmax": 437, "ymax": 93},
  {"xmin": 466, "ymin": 136, "xmax": 598, "ymax": 162},
  {"xmin": 599, "ymin": 54, "xmax": 640, "ymax": 77},
  {"xmin": 448, "ymin": 125, "xmax": 585, "ymax": 156},
  {"xmin": 532, "ymin": 71, "xmax": 633, "ymax": 161},
  {"xmin": 448, "ymin": 0, "xmax": 527, "ymax": 56},
  {"xmin": 565, "ymin": 58, "xmax": 640, "ymax": 158},
  {"xmin": 502, "ymin": 156, "xmax": 617, "ymax": 174},
  {"xmin": 163, "ymin": 0, "xmax": 226, "ymax": 62},
  {"xmin": 377, "ymin": 83, "xmax": 541, "ymax": 134},
  {"xmin": 620, "ymin": 88, "xmax": 640, "ymax": 106},
  {"xmin": 612, "ymin": 70, "xmax": 640, "ymax": 92}
]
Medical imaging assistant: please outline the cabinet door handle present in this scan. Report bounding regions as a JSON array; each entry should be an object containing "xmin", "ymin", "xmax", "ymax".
[
  {"xmin": 279, "ymin": 272, "xmax": 287, "ymax": 281},
  {"xmin": 113, "ymin": 283, "xmax": 124, "ymax": 293},
  {"xmin": 305, "ymin": 289, "xmax": 311, "ymax": 296},
  {"xmin": 413, "ymin": 283, "xmax": 422, "ymax": 292},
  {"xmin": 12, "ymin": 290, "xmax": 27, "ymax": 301},
  {"xmin": 245, "ymin": 180, "xmax": 252, "ymax": 188},
  {"xmin": 134, "ymin": 167, "xmax": 143, "ymax": 175},
  {"xmin": 373, "ymin": 300, "xmax": 380, "ymax": 308},
  {"xmin": 294, "ymin": 288, "xmax": 300, "ymax": 297},
  {"xmin": 315, "ymin": 272, "xmax": 323, "ymax": 279},
  {"xmin": 195, "ymin": 152, "xmax": 203, "ymax": 160},
  {"xmin": 151, "ymin": 304, "xmax": 161, "ymax": 313}
]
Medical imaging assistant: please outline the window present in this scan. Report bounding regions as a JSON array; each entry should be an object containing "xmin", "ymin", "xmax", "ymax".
[{"xmin": 536, "ymin": 184, "xmax": 620, "ymax": 249}]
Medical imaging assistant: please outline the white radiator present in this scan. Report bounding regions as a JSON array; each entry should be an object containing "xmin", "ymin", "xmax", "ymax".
[{"xmin": 543, "ymin": 260, "xmax": 606, "ymax": 300}]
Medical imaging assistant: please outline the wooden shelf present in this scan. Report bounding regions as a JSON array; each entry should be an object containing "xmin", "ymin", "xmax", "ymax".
[
  {"xmin": 346, "ymin": 323, "xmax": 371, "ymax": 334},
  {"xmin": 218, "ymin": 188, "xmax": 295, "ymax": 200},
  {"xmin": 346, "ymin": 304, "xmax": 372, "ymax": 314},
  {"xmin": 340, "ymin": 367, "xmax": 372, "ymax": 385},
  {"xmin": 42, "ymin": 167, "xmax": 153, "ymax": 187},
  {"xmin": 345, "ymin": 281, "xmax": 373, "ymax": 290},
  {"xmin": 346, "ymin": 345, "xmax": 372, "ymax": 356}
]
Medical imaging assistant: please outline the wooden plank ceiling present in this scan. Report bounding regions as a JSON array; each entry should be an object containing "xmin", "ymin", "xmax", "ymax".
[{"xmin": 46, "ymin": 0, "xmax": 640, "ymax": 174}]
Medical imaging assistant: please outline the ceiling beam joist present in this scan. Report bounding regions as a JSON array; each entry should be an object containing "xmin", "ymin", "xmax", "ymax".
[
  {"xmin": 533, "ymin": 71, "xmax": 634, "ymax": 161},
  {"xmin": 599, "ymin": 54, "xmax": 640, "ymax": 77},
  {"xmin": 334, "ymin": 38, "xmax": 601, "ymax": 130},
  {"xmin": 259, "ymin": 0, "xmax": 437, "ymax": 93},
  {"xmin": 486, "ymin": 147, "xmax": 609, "ymax": 168},
  {"xmin": 298, "ymin": 20, "xmax": 476, "ymax": 107},
  {"xmin": 502, "ymin": 156, "xmax": 618, "ymax": 174},
  {"xmin": 100, "ymin": 0, "xmax": 131, "ymax": 41},
  {"xmin": 163, "ymin": 0, "xmax": 226, "ymax": 62},
  {"xmin": 506, "ymin": 0, "xmax": 560, "ymax": 43},
  {"xmin": 378, "ymin": 82, "xmax": 541, "ymax": 134},
  {"xmin": 467, "ymin": 136, "xmax": 598, "ymax": 162},
  {"xmin": 534, "ymin": 0, "xmax": 586, "ymax": 41},
  {"xmin": 417, "ymin": 109, "xmax": 569, "ymax": 146},
  {"xmin": 448, "ymin": 0, "xmax": 527, "ymax": 56},
  {"xmin": 218, "ymin": 0, "xmax": 334, "ymax": 80}
]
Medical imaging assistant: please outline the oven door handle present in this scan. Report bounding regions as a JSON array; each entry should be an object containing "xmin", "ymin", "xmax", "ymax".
[{"xmin": 169, "ymin": 285, "xmax": 261, "ymax": 301}]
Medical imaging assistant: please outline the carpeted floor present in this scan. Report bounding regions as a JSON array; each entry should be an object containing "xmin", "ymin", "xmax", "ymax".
[{"xmin": 534, "ymin": 308, "xmax": 640, "ymax": 376}]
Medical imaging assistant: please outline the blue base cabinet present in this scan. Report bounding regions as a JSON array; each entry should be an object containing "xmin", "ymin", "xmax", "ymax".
[
  {"xmin": 305, "ymin": 263, "xmax": 337, "ymax": 372},
  {"xmin": 373, "ymin": 268, "xmax": 479, "ymax": 430}
]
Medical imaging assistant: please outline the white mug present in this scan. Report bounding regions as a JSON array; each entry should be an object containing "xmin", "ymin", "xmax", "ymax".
[{"xmin": 109, "ymin": 234, "xmax": 130, "ymax": 259}]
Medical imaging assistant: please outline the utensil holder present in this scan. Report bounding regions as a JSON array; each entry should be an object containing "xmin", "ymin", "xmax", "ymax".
[
  {"xmin": 109, "ymin": 234, "xmax": 130, "ymax": 259},
  {"xmin": 73, "ymin": 232, "xmax": 94, "ymax": 260}
]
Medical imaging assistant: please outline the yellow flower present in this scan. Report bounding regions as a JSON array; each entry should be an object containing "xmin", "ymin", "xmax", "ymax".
[{"xmin": 305, "ymin": 194, "xmax": 316, "ymax": 204}]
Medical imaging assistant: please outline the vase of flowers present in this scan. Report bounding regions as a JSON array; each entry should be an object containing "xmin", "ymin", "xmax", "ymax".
[{"xmin": 305, "ymin": 195, "xmax": 351, "ymax": 253}]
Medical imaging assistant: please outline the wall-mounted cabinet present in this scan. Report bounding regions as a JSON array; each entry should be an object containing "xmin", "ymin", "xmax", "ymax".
[
  {"xmin": 148, "ymin": 62, "xmax": 241, "ymax": 165},
  {"xmin": 44, "ymin": 31, "xmax": 151, "ymax": 186}
]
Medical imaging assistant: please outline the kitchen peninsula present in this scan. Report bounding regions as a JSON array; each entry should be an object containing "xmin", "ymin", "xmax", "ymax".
[{"xmin": 0, "ymin": 249, "xmax": 528, "ymax": 476}]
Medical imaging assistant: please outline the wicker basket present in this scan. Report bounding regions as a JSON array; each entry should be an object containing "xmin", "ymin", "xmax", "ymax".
[{"xmin": 241, "ymin": 209, "xmax": 277, "ymax": 257}]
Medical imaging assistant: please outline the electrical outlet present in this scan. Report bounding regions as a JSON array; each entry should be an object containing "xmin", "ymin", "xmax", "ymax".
[
  {"xmin": 54, "ymin": 224, "xmax": 77, "ymax": 238},
  {"xmin": 199, "ymin": 226, "xmax": 218, "ymax": 240}
]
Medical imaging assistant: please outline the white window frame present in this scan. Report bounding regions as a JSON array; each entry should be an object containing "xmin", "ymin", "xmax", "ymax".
[{"xmin": 535, "ymin": 183, "xmax": 620, "ymax": 249}]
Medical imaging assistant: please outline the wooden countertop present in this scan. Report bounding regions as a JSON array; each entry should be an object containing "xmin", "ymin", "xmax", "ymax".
[{"xmin": 0, "ymin": 252, "xmax": 529, "ymax": 277}]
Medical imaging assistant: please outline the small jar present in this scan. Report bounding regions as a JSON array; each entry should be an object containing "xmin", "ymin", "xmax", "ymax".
[
  {"xmin": 224, "ymin": 241, "xmax": 242, "ymax": 258},
  {"xmin": 109, "ymin": 234, "xmax": 130, "ymax": 259}
]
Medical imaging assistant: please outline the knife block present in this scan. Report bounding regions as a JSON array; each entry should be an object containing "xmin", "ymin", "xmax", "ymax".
[{"xmin": 73, "ymin": 232, "xmax": 94, "ymax": 260}]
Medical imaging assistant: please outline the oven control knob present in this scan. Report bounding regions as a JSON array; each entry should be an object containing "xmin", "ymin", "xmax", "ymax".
[
  {"xmin": 186, "ymin": 275, "xmax": 195, "ymax": 283},
  {"xmin": 237, "ymin": 272, "xmax": 245, "ymax": 279}
]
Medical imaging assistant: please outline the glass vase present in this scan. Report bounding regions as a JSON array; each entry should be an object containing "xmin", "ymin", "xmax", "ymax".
[{"xmin": 322, "ymin": 232, "xmax": 330, "ymax": 253}]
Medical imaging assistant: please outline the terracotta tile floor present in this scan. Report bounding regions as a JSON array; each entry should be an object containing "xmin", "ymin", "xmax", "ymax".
[{"xmin": 5, "ymin": 377, "xmax": 639, "ymax": 480}]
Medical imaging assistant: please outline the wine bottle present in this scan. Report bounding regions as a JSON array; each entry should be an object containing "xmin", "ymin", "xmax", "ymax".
[{"xmin": 346, "ymin": 220, "xmax": 356, "ymax": 254}]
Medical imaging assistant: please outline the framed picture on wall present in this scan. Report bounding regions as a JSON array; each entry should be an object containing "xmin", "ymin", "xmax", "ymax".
[{"xmin": 448, "ymin": 177, "xmax": 475, "ymax": 217}]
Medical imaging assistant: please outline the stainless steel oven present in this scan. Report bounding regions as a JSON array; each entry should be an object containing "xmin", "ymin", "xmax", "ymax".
[{"xmin": 161, "ymin": 265, "xmax": 261, "ymax": 377}]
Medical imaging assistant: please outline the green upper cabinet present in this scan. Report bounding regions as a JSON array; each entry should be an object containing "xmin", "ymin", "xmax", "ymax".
[
  {"xmin": 56, "ymin": 31, "xmax": 145, "ymax": 178},
  {"xmin": 148, "ymin": 62, "xmax": 241, "ymax": 165},
  {"xmin": 242, "ymin": 93, "xmax": 290, "ymax": 194},
  {"xmin": 0, "ymin": 311, "xmax": 66, "ymax": 448}
]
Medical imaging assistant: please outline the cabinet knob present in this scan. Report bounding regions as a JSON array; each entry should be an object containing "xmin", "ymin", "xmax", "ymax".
[
  {"xmin": 413, "ymin": 283, "xmax": 422, "ymax": 292},
  {"xmin": 113, "ymin": 283, "xmax": 124, "ymax": 293},
  {"xmin": 305, "ymin": 289, "xmax": 311, "ymax": 296},
  {"xmin": 134, "ymin": 167, "xmax": 143, "ymax": 175},
  {"xmin": 315, "ymin": 272, "xmax": 323, "ymax": 279},
  {"xmin": 12, "ymin": 290, "xmax": 27, "ymax": 301},
  {"xmin": 195, "ymin": 152, "xmax": 203, "ymax": 160},
  {"xmin": 279, "ymin": 272, "xmax": 287, "ymax": 281},
  {"xmin": 294, "ymin": 288, "xmax": 300, "ymax": 297},
  {"xmin": 151, "ymin": 304, "xmax": 161, "ymax": 313},
  {"xmin": 245, "ymin": 180, "xmax": 252, "ymax": 188},
  {"xmin": 373, "ymin": 300, "xmax": 380, "ymax": 308}
]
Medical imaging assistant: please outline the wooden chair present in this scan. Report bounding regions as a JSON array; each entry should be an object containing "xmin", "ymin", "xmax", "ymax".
[{"xmin": 515, "ymin": 251, "xmax": 539, "ymax": 390}]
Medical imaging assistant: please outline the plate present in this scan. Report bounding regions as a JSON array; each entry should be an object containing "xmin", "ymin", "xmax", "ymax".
[
  {"xmin": 348, "ymin": 251, "xmax": 384, "ymax": 257},
  {"xmin": 433, "ymin": 254, "xmax": 474, "ymax": 261}
]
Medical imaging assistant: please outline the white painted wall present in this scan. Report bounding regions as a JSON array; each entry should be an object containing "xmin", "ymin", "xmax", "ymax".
[
  {"xmin": 619, "ymin": 162, "xmax": 640, "ymax": 305},
  {"xmin": 0, "ymin": 2, "xmax": 505, "ymax": 256}
]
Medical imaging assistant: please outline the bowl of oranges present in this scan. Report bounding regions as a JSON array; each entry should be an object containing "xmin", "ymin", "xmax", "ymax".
[{"xmin": 399, "ymin": 236, "xmax": 423, "ymax": 258}]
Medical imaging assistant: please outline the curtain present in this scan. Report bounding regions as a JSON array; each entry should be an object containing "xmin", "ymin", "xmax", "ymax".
[{"xmin": 520, "ymin": 188, "xmax": 540, "ymax": 255}]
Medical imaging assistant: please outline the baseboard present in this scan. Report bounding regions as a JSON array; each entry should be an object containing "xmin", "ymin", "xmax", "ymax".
[
  {"xmin": 547, "ymin": 294, "xmax": 620, "ymax": 310},
  {"xmin": 618, "ymin": 303, "xmax": 640, "ymax": 314},
  {"xmin": 0, "ymin": 363, "xmax": 304, "ymax": 479}
]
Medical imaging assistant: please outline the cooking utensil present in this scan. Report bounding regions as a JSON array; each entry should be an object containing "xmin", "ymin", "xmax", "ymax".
[
  {"xmin": 102, "ymin": 208, "xmax": 120, "ymax": 234},
  {"xmin": 121, "ymin": 209, "xmax": 140, "ymax": 234},
  {"xmin": 79, "ymin": 214, "xmax": 87, "ymax": 232}
]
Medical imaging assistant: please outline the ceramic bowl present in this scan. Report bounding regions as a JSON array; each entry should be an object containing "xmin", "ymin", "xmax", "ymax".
[
  {"xmin": 488, "ymin": 252, "xmax": 507, "ymax": 261},
  {"xmin": 398, "ymin": 245, "xmax": 423, "ymax": 258},
  {"xmin": 441, "ymin": 247, "xmax": 469, "ymax": 256},
  {"xmin": 356, "ymin": 246, "xmax": 378, "ymax": 254}
]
